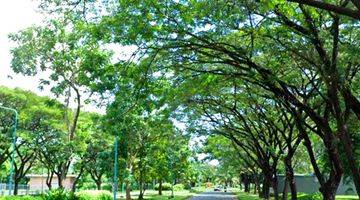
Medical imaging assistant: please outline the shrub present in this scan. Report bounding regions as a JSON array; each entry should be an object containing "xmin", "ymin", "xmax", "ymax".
[
  {"xmin": 154, "ymin": 182, "xmax": 172, "ymax": 191},
  {"xmin": 297, "ymin": 193, "xmax": 322, "ymax": 200},
  {"xmin": 184, "ymin": 183, "xmax": 192, "ymax": 190},
  {"xmin": 77, "ymin": 190, "xmax": 112, "ymax": 200},
  {"xmin": 173, "ymin": 184, "xmax": 184, "ymax": 191},
  {"xmin": 97, "ymin": 193, "xmax": 112, "ymax": 200},
  {"xmin": 80, "ymin": 182, "xmax": 97, "ymax": 190},
  {"xmin": 101, "ymin": 183, "xmax": 112, "ymax": 191},
  {"xmin": 0, "ymin": 196, "xmax": 43, "ymax": 200},
  {"xmin": 0, "ymin": 190, "xmax": 111, "ymax": 200},
  {"xmin": 43, "ymin": 189, "xmax": 78, "ymax": 200}
]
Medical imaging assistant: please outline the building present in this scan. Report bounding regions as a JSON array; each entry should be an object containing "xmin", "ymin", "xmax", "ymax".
[
  {"xmin": 277, "ymin": 174, "xmax": 356, "ymax": 195},
  {"xmin": 26, "ymin": 174, "xmax": 76, "ymax": 191}
]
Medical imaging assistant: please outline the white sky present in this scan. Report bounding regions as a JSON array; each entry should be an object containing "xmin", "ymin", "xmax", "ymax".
[
  {"xmin": 0, "ymin": 0, "xmax": 43, "ymax": 93},
  {"xmin": 0, "ymin": 0, "xmax": 107, "ymax": 113},
  {"xmin": 0, "ymin": 0, "xmax": 220, "ymax": 166}
]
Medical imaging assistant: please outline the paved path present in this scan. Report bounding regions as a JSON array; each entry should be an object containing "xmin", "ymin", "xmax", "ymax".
[{"xmin": 190, "ymin": 191, "xmax": 237, "ymax": 200}]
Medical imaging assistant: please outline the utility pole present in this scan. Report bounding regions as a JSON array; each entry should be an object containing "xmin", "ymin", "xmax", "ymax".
[
  {"xmin": 0, "ymin": 105, "xmax": 18, "ymax": 196},
  {"xmin": 113, "ymin": 135, "xmax": 119, "ymax": 200}
]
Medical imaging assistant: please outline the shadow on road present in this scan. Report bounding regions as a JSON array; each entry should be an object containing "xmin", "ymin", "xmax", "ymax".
[{"xmin": 190, "ymin": 191, "xmax": 237, "ymax": 199}]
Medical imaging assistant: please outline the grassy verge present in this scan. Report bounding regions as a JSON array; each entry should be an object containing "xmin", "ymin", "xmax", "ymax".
[
  {"xmin": 333, "ymin": 195, "xmax": 358, "ymax": 200},
  {"xmin": 235, "ymin": 191, "xmax": 359, "ymax": 200},
  {"xmin": 235, "ymin": 192, "xmax": 262, "ymax": 200},
  {"xmin": 118, "ymin": 188, "xmax": 206, "ymax": 200}
]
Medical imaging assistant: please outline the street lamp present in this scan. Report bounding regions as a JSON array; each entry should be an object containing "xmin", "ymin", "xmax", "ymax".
[
  {"xmin": 0, "ymin": 105, "xmax": 18, "ymax": 195},
  {"xmin": 113, "ymin": 134, "xmax": 119, "ymax": 200}
]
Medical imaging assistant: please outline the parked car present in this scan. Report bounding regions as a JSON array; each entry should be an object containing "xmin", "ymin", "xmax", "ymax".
[{"xmin": 214, "ymin": 186, "xmax": 222, "ymax": 191}]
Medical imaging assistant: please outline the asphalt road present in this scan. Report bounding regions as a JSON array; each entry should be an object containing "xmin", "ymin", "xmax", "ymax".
[{"xmin": 190, "ymin": 191, "xmax": 237, "ymax": 200}]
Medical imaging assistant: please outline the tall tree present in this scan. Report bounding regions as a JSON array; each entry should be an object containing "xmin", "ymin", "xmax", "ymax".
[{"xmin": 9, "ymin": 15, "xmax": 112, "ymax": 187}]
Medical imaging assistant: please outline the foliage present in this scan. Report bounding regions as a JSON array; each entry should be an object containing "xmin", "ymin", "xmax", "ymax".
[
  {"xmin": 80, "ymin": 182, "xmax": 97, "ymax": 190},
  {"xmin": 297, "ymin": 193, "xmax": 322, "ymax": 200},
  {"xmin": 4, "ymin": 0, "xmax": 360, "ymax": 199},
  {"xmin": 43, "ymin": 189, "xmax": 78, "ymax": 200},
  {"xmin": 154, "ymin": 183, "xmax": 172, "ymax": 191},
  {"xmin": 0, "ymin": 191, "xmax": 112, "ymax": 200},
  {"xmin": 0, "ymin": 196, "xmax": 43, "ymax": 200},
  {"xmin": 76, "ymin": 190, "xmax": 112, "ymax": 200},
  {"xmin": 101, "ymin": 184, "xmax": 112, "ymax": 191},
  {"xmin": 173, "ymin": 184, "xmax": 185, "ymax": 191}
]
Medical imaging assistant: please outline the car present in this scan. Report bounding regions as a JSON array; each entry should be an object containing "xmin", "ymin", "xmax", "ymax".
[{"xmin": 214, "ymin": 186, "xmax": 222, "ymax": 191}]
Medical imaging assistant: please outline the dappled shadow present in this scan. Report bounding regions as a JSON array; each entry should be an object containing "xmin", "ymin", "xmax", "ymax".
[{"xmin": 190, "ymin": 191, "xmax": 237, "ymax": 199}]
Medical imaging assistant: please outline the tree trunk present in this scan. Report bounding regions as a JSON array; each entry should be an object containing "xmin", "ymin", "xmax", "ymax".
[
  {"xmin": 253, "ymin": 181, "xmax": 257, "ymax": 194},
  {"xmin": 244, "ymin": 180, "xmax": 250, "ymax": 193},
  {"xmin": 294, "ymin": 117, "xmax": 342, "ymax": 199},
  {"xmin": 138, "ymin": 190, "xmax": 144, "ymax": 200},
  {"xmin": 13, "ymin": 180, "xmax": 19, "ymax": 195},
  {"xmin": 126, "ymin": 180, "xmax": 131, "ymax": 200},
  {"xmin": 57, "ymin": 175, "xmax": 64, "ymax": 189},
  {"xmin": 158, "ymin": 179, "xmax": 163, "ymax": 195},
  {"xmin": 261, "ymin": 177, "xmax": 270, "ymax": 199},
  {"xmin": 46, "ymin": 171, "xmax": 54, "ymax": 190},
  {"xmin": 284, "ymin": 157, "xmax": 297, "ymax": 200},
  {"xmin": 96, "ymin": 180, "xmax": 102, "ymax": 190},
  {"xmin": 282, "ymin": 177, "xmax": 288, "ymax": 200},
  {"xmin": 320, "ymin": 186, "xmax": 337, "ymax": 200},
  {"xmin": 72, "ymin": 167, "xmax": 84, "ymax": 193},
  {"xmin": 138, "ymin": 181, "xmax": 144, "ymax": 200},
  {"xmin": 254, "ymin": 174, "xmax": 260, "ymax": 194},
  {"xmin": 338, "ymin": 127, "xmax": 360, "ymax": 197},
  {"xmin": 341, "ymin": 89, "xmax": 360, "ymax": 195},
  {"xmin": 272, "ymin": 175, "xmax": 279, "ymax": 200}
]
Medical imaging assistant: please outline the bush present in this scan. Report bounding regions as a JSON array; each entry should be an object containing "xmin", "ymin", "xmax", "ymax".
[
  {"xmin": 77, "ymin": 190, "xmax": 112, "ymax": 200},
  {"xmin": 173, "ymin": 184, "xmax": 184, "ymax": 191},
  {"xmin": 154, "ymin": 182, "xmax": 172, "ymax": 191},
  {"xmin": 101, "ymin": 183, "xmax": 112, "ymax": 191},
  {"xmin": 80, "ymin": 182, "xmax": 97, "ymax": 190},
  {"xmin": 0, "ymin": 190, "xmax": 111, "ymax": 200},
  {"xmin": 184, "ymin": 183, "xmax": 192, "ymax": 190},
  {"xmin": 297, "ymin": 193, "xmax": 322, "ymax": 200},
  {"xmin": 0, "ymin": 196, "xmax": 43, "ymax": 200},
  {"xmin": 43, "ymin": 189, "xmax": 78, "ymax": 200}
]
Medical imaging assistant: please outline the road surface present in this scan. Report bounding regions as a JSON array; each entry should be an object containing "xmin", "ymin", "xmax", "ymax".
[{"xmin": 190, "ymin": 191, "xmax": 237, "ymax": 200}]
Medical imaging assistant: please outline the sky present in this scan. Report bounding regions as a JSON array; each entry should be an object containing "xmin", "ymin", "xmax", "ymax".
[
  {"xmin": 0, "ymin": 1, "xmax": 219, "ymax": 166},
  {"xmin": 0, "ymin": 0, "xmax": 43, "ymax": 93},
  {"xmin": 0, "ymin": 0, "xmax": 106, "ymax": 113}
]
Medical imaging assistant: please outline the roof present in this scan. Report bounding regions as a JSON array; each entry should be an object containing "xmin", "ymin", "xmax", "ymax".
[{"xmin": 26, "ymin": 174, "xmax": 77, "ymax": 178}]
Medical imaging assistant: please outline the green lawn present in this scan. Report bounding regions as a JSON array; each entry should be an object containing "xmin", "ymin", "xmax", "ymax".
[
  {"xmin": 235, "ymin": 191, "xmax": 359, "ymax": 200},
  {"xmin": 235, "ymin": 192, "xmax": 262, "ymax": 200},
  {"xmin": 118, "ymin": 188, "xmax": 206, "ymax": 200}
]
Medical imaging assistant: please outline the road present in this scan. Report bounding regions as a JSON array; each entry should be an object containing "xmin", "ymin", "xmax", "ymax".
[{"xmin": 190, "ymin": 191, "xmax": 237, "ymax": 200}]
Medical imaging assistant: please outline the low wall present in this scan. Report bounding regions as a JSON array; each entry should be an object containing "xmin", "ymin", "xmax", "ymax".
[{"xmin": 277, "ymin": 175, "xmax": 356, "ymax": 195}]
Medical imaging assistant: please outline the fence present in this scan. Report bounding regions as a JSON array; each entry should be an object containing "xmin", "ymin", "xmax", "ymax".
[{"xmin": 0, "ymin": 183, "xmax": 32, "ymax": 196}]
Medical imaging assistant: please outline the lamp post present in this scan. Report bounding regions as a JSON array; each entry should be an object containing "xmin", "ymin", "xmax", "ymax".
[
  {"xmin": 113, "ymin": 134, "xmax": 119, "ymax": 200},
  {"xmin": 0, "ymin": 105, "xmax": 18, "ymax": 195}
]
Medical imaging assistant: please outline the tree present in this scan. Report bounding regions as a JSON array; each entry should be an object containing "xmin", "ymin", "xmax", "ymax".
[
  {"xmin": 92, "ymin": 1, "xmax": 360, "ymax": 199},
  {"xmin": 82, "ymin": 116, "xmax": 113, "ymax": 190},
  {"xmin": 0, "ymin": 86, "xmax": 69, "ymax": 194},
  {"xmin": 9, "ymin": 14, "xmax": 112, "ymax": 187}
]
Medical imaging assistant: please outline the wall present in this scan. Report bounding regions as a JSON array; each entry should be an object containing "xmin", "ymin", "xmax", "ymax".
[
  {"xmin": 277, "ymin": 175, "xmax": 356, "ymax": 195},
  {"xmin": 28, "ymin": 176, "xmax": 75, "ymax": 191}
]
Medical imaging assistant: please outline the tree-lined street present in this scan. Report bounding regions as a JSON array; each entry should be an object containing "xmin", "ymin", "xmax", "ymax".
[{"xmin": 1, "ymin": 0, "xmax": 360, "ymax": 200}]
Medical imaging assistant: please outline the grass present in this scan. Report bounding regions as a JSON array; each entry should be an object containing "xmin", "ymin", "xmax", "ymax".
[
  {"xmin": 235, "ymin": 191, "xmax": 359, "ymax": 200},
  {"xmin": 118, "ymin": 187, "xmax": 206, "ymax": 200},
  {"xmin": 235, "ymin": 192, "xmax": 262, "ymax": 200},
  {"xmin": 334, "ymin": 195, "xmax": 358, "ymax": 200}
]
